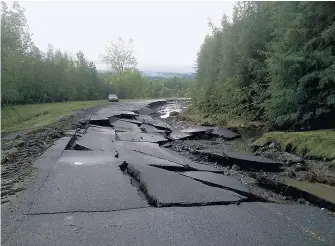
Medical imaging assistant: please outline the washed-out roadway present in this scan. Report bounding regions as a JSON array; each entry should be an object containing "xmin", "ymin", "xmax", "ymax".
[{"xmin": 2, "ymin": 100, "xmax": 334, "ymax": 246}]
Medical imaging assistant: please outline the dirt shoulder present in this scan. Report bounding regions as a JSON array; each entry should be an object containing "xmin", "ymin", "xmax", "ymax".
[{"xmin": 1, "ymin": 104, "xmax": 107, "ymax": 204}]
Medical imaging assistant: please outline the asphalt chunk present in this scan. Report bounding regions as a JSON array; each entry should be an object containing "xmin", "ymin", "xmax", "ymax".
[
  {"xmin": 141, "ymin": 118, "xmax": 172, "ymax": 131},
  {"xmin": 111, "ymin": 120, "xmax": 142, "ymax": 132},
  {"xmin": 73, "ymin": 127, "xmax": 118, "ymax": 152},
  {"xmin": 140, "ymin": 124, "xmax": 167, "ymax": 133},
  {"xmin": 224, "ymin": 151, "xmax": 283, "ymax": 171},
  {"xmin": 168, "ymin": 128, "xmax": 192, "ymax": 140},
  {"xmin": 211, "ymin": 127, "xmax": 240, "ymax": 140},
  {"xmin": 125, "ymin": 163, "xmax": 246, "ymax": 207},
  {"xmin": 181, "ymin": 171, "xmax": 251, "ymax": 197},
  {"xmin": 181, "ymin": 126, "xmax": 213, "ymax": 134},
  {"xmin": 116, "ymin": 147, "xmax": 186, "ymax": 168},
  {"xmin": 29, "ymin": 151, "xmax": 149, "ymax": 214}
]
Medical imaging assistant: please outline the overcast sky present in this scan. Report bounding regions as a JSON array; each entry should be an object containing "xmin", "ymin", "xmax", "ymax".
[{"xmin": 20, "ymin": 1, "xmax": 234, "ymax": 73}]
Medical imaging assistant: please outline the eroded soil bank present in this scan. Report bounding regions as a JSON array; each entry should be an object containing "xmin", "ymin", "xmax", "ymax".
[{"xmin": 154, "ymin": 100, "xmax": 335, "ymax": 212}]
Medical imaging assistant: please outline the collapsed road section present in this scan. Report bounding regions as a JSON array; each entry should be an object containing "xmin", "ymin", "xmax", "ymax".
[
  {"xmin": 64, "ymin": 99, "xmax": 334, "ymax": 211},
  {"xmin": 2, "ymin": 99, "xmax": 334, "ymax": 246},
  {"xmin": 65, "ymin": 99, "xmax": 259, "ymax": 208}
]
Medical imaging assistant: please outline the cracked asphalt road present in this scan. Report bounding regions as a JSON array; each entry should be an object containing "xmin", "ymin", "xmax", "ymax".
[{"xmin": 2, "ymin": 100, "xmax": 334, "ymax": 246}]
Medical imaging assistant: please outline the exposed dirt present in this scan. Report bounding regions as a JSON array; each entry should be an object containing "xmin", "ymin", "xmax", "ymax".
[{"xmin": 1, "ymin": 104, "xmax": 108, "ymax": 204}]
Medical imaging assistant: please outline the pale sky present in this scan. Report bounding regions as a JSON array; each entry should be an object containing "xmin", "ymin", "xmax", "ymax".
[{"xmin": 20, "ymin": 1, "xmax": 234, "ymax": 72}]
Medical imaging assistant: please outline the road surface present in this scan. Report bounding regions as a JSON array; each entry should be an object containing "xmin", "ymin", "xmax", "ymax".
[{"xmin": 2, "ymin": 100, "xmax": 334, "ymax": 246}]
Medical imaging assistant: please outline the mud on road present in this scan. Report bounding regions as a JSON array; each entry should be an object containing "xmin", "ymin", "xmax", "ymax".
[{"xmin": 1, "ymin": 104, "xmax": 107, "ymax": 204}]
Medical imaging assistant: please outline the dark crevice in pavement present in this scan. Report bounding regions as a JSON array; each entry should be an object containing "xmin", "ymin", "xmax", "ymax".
[
  {"xmin": 72, "ymin": 144, "xmax": 93, "ymax": 151},
  {"xmin": 64, "ymin": 133, "xmax": 78, "ymax": 150},
  {"xmin": 179, "ymin": 174, "xmax": 267, "ymax": 202},
  {"xmin": 155, "ymin": 200, "xmax": 247, "ymax": 208},
  {"xmin": 119, "ymin": 162, "xmax": 148, "ymax": 202},
  {"xmin": 120, "ymin": 161, "xmax": 252, "ymax": 208},
  {"xmin": 25, "ymin": 206, "xmax": 151, "ymax": 216},
  {"xmin": 149, "ymin": 164, "xmax": 196, "ymax": 172},
  {"xmin": 118, "ymin": 147, "xmax": 220, "ymax": 173},
  {"xmin": 119, "ymin": 162, "xmax": 159, "ymax": 207},
  {"xmin": 89, "ymin": 119, "xmax": 110, "ymax": 127}
]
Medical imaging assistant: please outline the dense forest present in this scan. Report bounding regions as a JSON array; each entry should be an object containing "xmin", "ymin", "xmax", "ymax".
[
  {"xmin": 1, "ymin": 2, "xmax": 109, "ymax": 105},
  {"xmin": 1, "ymin": 2, "xmax": 193, "ymax": 105},
  {"xmin": 192, "ymin": 1, "xmax": 335, "ymax": 130}
]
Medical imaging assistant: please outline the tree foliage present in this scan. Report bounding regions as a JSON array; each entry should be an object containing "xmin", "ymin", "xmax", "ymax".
[
  {"xmin": 192, "ymin": 1, "xmax": 335, "ymax": 130},
  {"xmin": 103, "ymin": 70, "xmax": 194, "ymax": 99},
  {"xmin": 100, "ymin": 37, "xmax": 137, "ymax": 76},
  {"xmin": 1, "ymin": 1, "xmax": 109, "ymax": 105}
]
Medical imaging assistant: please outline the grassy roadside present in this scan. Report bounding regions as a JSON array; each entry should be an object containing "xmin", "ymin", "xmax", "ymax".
[
  {"xmin": 180, "ymin": 107, "xmax": 264, "ymax": 129},
  {"xmin": 1, "ymin": 100, "xmax": 108, "ymax": 133},
  {"xmin": 255, "ymin": 130, "xmax": 335, "ymax": 161}
]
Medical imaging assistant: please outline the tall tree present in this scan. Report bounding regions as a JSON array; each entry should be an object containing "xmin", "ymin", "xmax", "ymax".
[
  {"xmin": 1, "ymin": 1, "xmax": 111, "ymax": 105},
  {"xmin": 266, "ymin": 2, "xmax": 335, "ymax": 129},
  {"xmin": 100, "ymin": 37, "xmax": 137, "ymax": 76}
]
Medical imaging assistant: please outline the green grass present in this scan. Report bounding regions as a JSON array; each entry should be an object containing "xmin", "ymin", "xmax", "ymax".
[
  {"xmin": 1, "ymin": 100, "xmax": 108, "ymax": 133},
  {"xmin": 181, "ymin": 107, "xmax": 259, "ymax": 128},
  {"xmin": 255, "ymin": 130, "xmax": 335, "ymax": 160}
]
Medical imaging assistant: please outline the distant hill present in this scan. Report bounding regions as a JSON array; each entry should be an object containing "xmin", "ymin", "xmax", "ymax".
[
  {"xmin": 141, "ymin": 71, "xmax": 196, "ymax": 79},
  {"xmin": 97, "ymin": 70, "xmax": 196, "ymax": 79}
]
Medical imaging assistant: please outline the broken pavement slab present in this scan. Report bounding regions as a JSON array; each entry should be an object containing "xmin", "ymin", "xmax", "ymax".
[
  {"xmin": 211, "ymin": 127, "xmax": 240, "ymax": 140},
  {"xmin": 136, "ymin": 115, "xmax": 154, "ymax": 122},
  {"xmin": 181, "ymin": 171, "xmax": 251, "ymax": 197},
  {"xmin": 106, "ymin": 110, "xmax": 138, "ymax": 118},
  {"xmin": 140, "ymin": 123, "xmax": 168, "ymax": 133},
  {"xmin": 284, "ymin": 179, "xmax": 335, "ymax": 211},
  {"xmin": 115, "ymin": 141, "xmax": 222, "ymax": 172},
  {"xmin": 181, "ymin": 126, "xmax": 213, "ymax": 134},
  {"xmin": 29, "ymin": 151, "xmax": 149, "ymax": 214},
  {"xmin": 117, "ymin": 118, "xmax": 143, "ymax": 125},
  {"xmin": 167, "ymin": 127, "xmax": 192, "ymax": 140},
  {"xmin": 116, "ymin": 132, "xmax": 167, "ymax": 143},
  {"xmin": 194, "ymin": 147, "xmax": 282, "ymax": 171},
  {"xmin": 256, "ymin": 175, "xmax": 335, "ymax": 212},
  {"xmin": 72, "ymin": 127, "xmax": 118, "ymax": 152},
  {"xmin": 224, "ymin": 151, "xmax": 283, "ymax": 171},
  {"xmin": 180, "ymin": 126, "xmax": 240, "ymax": 140},
  {"xmin": 90, "ymin": 110, "xmax": 139, "ymax": 126},
  {"xmin": 116, "ymin": 147, "xmax": 186, "ymax": 169},
  {"xmin": 111, "ymin": 120, "xmax": 142, "ymax": 132},
  {"xmin": 141, "ymin": 118, "xmax": 172, "ymax": 131},
  {"xmin": 125, "ymin": 163, "xmax": 246, "ymax": 207},
  {"xmin": 285, "ymin": 179, "xmax": 335, "ymax": 204}
]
